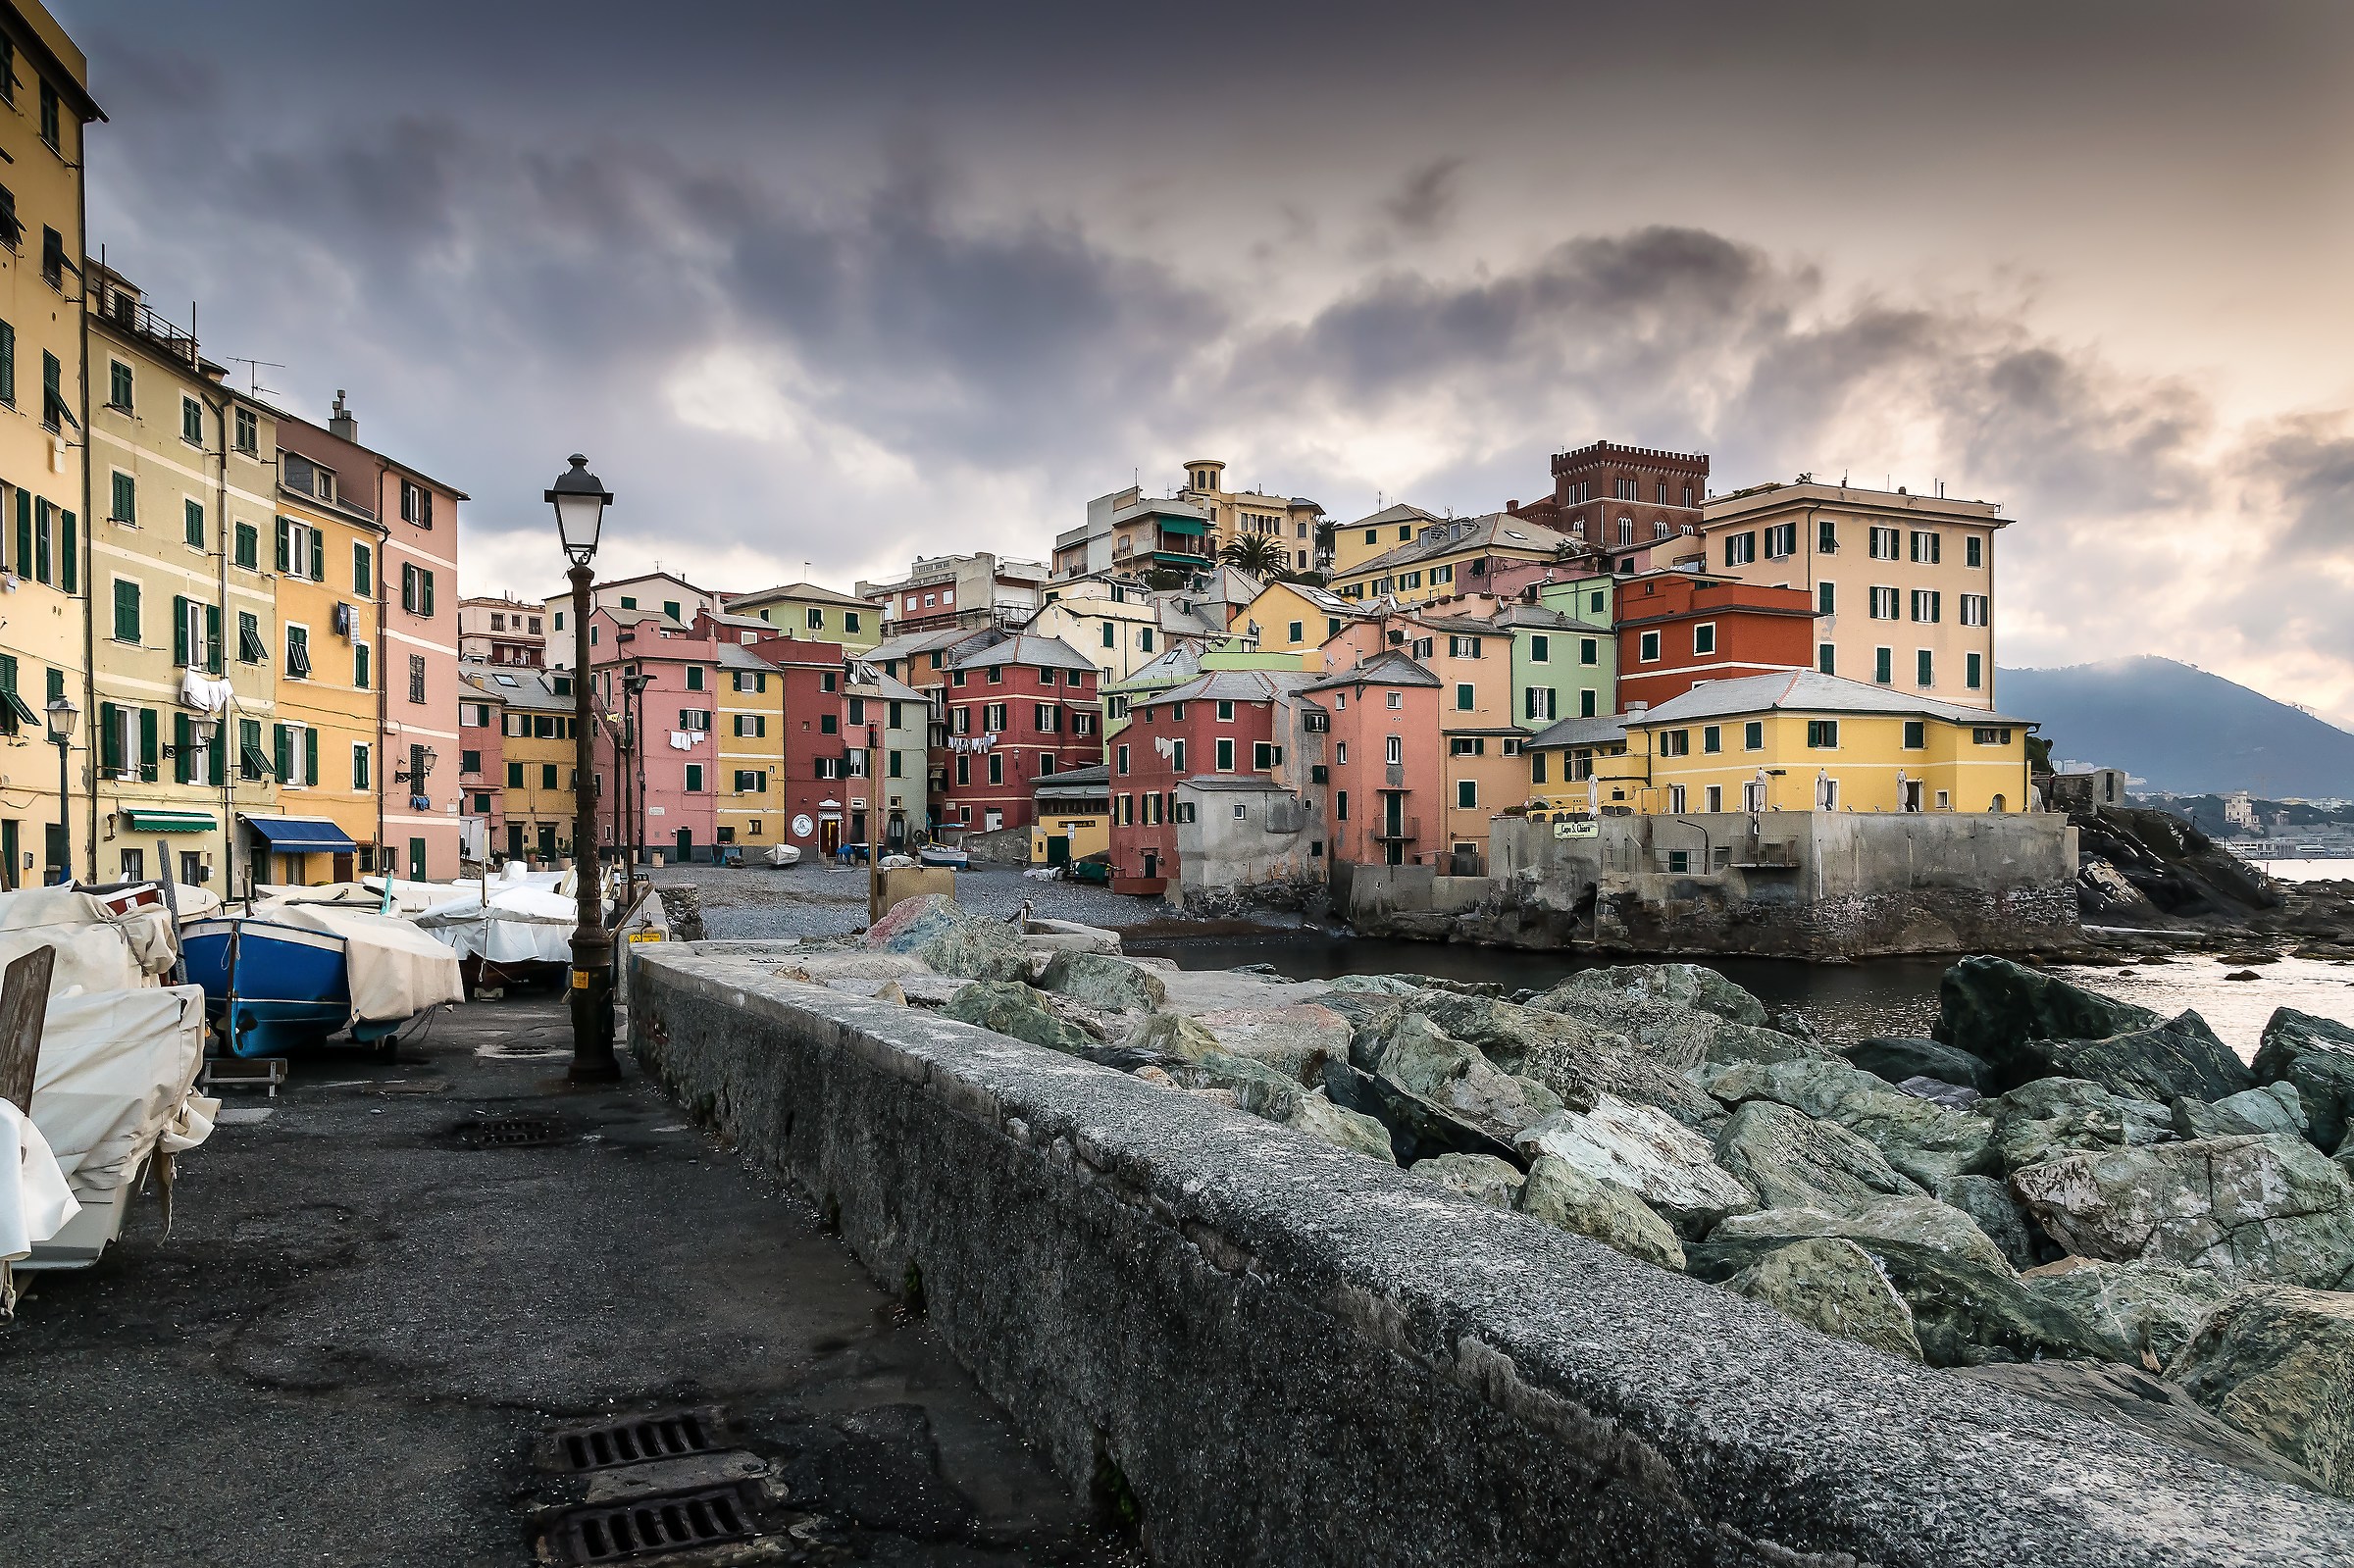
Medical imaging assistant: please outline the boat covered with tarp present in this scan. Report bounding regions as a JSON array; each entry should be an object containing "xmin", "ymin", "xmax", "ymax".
[{"xmin": 182, "ymin": 901, "xmax": 463, "ymax": 1057}]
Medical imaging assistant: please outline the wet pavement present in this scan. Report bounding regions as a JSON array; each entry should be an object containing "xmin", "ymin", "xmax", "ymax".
[{"xmin": 0, "ymin": 994, "xmax": 1137, "ymax": 1568}]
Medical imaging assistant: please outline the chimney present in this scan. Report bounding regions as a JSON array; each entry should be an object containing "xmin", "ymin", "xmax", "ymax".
[{"xmin": 330, "ymin": 388, "xmax": 357, "ymax": 441}]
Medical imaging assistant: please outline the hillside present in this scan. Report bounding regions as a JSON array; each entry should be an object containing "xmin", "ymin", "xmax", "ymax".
[{"xmin": 1998, "ymin": 656, "xmax": 2354, "ymax": 798}]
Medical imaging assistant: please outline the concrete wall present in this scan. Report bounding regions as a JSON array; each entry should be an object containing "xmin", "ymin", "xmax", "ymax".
[
  {"xmin": 629, "ymin": 946, "xmax": 2351, "ymax": 1568},
  {"xmin": 1171, "ymin": 782, "xmax": 1325, "ymax": 915}
]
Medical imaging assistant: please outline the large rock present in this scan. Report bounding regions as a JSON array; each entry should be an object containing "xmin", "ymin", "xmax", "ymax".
[
  {"xmin": 1989, "ymin": 1077, "xmax": 2173, "ymax": 1175},
  {"xmin": 942, "ymin": 981, "xmax": 1095, "ymax": 1052},
  {"xmin": 1410, "ymin": 1152, "xmax": 1524, "ymax": 1209},
  {"xmin": 1322, "ymin": 1060, "xmax": 1522, "ymax": 1168},
  {"xmin": 1542, "ymin": 962, "xmax": 1772, "ymax": 1027},
  {"xmin": 2020, "ymin": 1259, "xmax": 2233, "ymax": 1368},
  {"xmin": 1938, "ymin": 1174, "xmax": 2047, "ymax": 1272},
  {"xmin": 2174, "ymin": 1285, "xmax": 2354, "ymax": 1498},
  {"xmin": 866, "ymin": 894, "xmax": 1032, "ymax": 982},
  {"xmin": 1124, "ymin": 1011, "xmax": 1226, "ymax": 1063},
  {"xmin": 1521, "ymin": 986, "xmax": 1819, "ymax": 1072},
  {"xmin": 1725, "ymin": 1238, "xmax": 1922, "ymax": 1361},
  {"xmin": 1843, "ymin": 1037, "xmax": 1994, "ymax": 1093},
  {"xmin": 1282, "ymin": 1090, "xmax": 1399, "ymax": 1164},
  {"xmin": 2173, "ymin": 1083, "xmax": 2308, "ymax": 1142},
  {"xmin": 1357, "ymin": 1014, "xmax": 1562, "ymax": 1142},
  {"xmin": 2254, "ymin": 1007, "xmax": 2354, "ymax": 1151},
  {"xmin": 1704, "ymin": 1057, "xmax": 1995, "ymax": 1190},
  {"xmin": 2010, "ymin": 1134, "xmax": 2354, "ymax": 1289},
  {"xmin": 1514, "ymin": 1156, "xmax": 1685, "ymax": 1271},
  {"xmin": 1714, "ymin": 1101, "xmax": 1924, "ymax": 1215},
  {"xmin": 1407, "ymin": 989, "xmax": 1723, "ymax": 1126},
  {"xmin": 1178, "ymin": 1049, "xmax": 1398, "ymax": 1163},
  {"xmin": 1710, "ymin": 1197, "xmax": 2015, "ymax": 1276},
  {"xmin": 1035, "ymin": 950, "xmax": 1166, "ymax": 1013},
  {"xmin": 1513, "ymin": 1094, "xmax": 1755, "ymax": 1237},
  {"xmin": 1958, "ymin": 1362, "xmax": 2324, "ymax": 1492},
  {"xmin": 1932, "ymin": 955, "xmax": 2163, "ymax": 1088},
  {"xmin": 1187, "ymin": 1004, "xmax": 1352, "ymax": 1084},
  {"xmin": 2041, "ymin": 1010, "xmax": 2255, "ymax": 1105}
]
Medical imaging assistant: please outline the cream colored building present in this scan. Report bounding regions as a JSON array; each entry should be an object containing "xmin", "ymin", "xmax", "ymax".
[{"xmin": 1684, "ymin": 482, "xmax": 2004, "ymax": 710}]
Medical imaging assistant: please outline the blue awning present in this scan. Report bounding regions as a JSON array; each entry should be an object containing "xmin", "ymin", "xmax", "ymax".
[{"xmin": 241, "ymin": 815, "xmax": 360, "ymax": 852}]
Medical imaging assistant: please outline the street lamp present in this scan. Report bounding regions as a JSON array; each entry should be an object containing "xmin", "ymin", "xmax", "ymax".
[
  {"xmin": 547, "ymin": 454, "xmax": 617, "ymax": 1084},
  {"xmin": 43, "ymin": 695, "xmax": 75, "ymax": 886}
]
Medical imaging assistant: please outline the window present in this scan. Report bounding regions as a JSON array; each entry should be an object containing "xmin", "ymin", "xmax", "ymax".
[
  {"xmin": 1335, "ymin": 742, "xmax": 1347, "ymax": 764},
  {"xmin": 1765, "ymin": 523, "xmax": 1796, "ymax": 559},
  {"xmin": 1869, "ymin": 585, "xmax": 1898, "ymax": 620},
  {"xmin": 844, "ymin": 612, "xmax": 860, "ymax": 633},
  {"xmin": 1818, "ymin": 642, "xmax": 1837, "ymax": 675},
  {"xmin": 1336, "ymin": 791, "xmax": 1349, "ymax": 821},
  {"xmin": 1960, "ymin": 593, "xmax": 1989, "ymax": 627},
  {"xmin": 107, "ymin": 360, "xmax": 132, "ymax": 410},
  {"xmin": 1215, "ymin": 699, "xmax": 1234, "ymax": 721},
  {"xmin": 1456, "ymin": 779, "xmax": 1477, "ymax": 809},
  {"xmin": 1723, "ymin": 531, "xmax": 1756, "ymax": 567},
  {"xmin": 1217, "ymin": 738, "xmax": 1235, "ymax": 771},
  {"xmin": 1579, "ymin": 637, "xmax": 1598, "ymax": 666},
  {"xmin": 1703, "ymin": 725, "xmax": 1721, "ymax": 753},
  {"xmin": 1972, "ymin": 727, "xmax": 2013, "ymax": 745},
  {"xmin": 1138, "ymin": 628, "xmax": 1154, "ymax": 652},
  {"xmin": 39, "ymin": 233, "xmax": 61, "ymax": 294},
  {"xmin": 1874, "ymin": 646, "xmax": 1892, "ymax": 684},
  {"xmin": 181, "ymin": 396, "xmax": 203, "ymax": 447},
  {"xmin": 1660, "ymin": 730, "xmax": 1690, "ymax": 757},
  {"xmin": 38, "ymin": 78, "xmax": 59, "ymax": 150},
  {"xmin": 1255, "ymin": 741, "xmax": 1282, "ymax": 769},
  {"xmin": 619, "ymin": 596, "xmax": 637, "ymax": 610},
  {"xmin": 276, "ymin": 519, "xmax": 322, "ymax": 580},
  {"xmin": 235, "ymin": 408, "xmax": 258, "ymax": 454},
  {"xmin": 353, "ymin": 541, "xmax": 372, "ymax": 594},
  {"xmin": 1967, "ymin": 652, "xmax": 1983, "ymax": 690},
  {"xmin": 407, "ymin": 654, "xmax": 427, "ymax": 703},
  {"xmin": 1385, "ymin": 691, "xmax": 1403, "ymax": 710},
  {"xmin": 1528, "ymin": 634, "xmax": 1550, "ymax": 663},
  {"xmin": 237, "ymin": 612, "xmax": 264, "ymax": 663},
  {"xmin": 987, "ymin": 753, "xmax": 1002, "ymax": 784},
  {"xmin": 184, "ymin": 498, "xmax": 206, "ymax": 549},
  {"xmin": 1867, "ymin": 526, "xmax": 1897, "ymax": 560},
  {"xmin": 1912, "ymin": 589, "xmax": 1942, "ymax": 623},
  {"xmin": 1579, "ymin": 688, "xmax": 1597, "ymax": 717},
  {"xmin": 686, "ymin": 764, "xmax": 704, "ymax": 791},
  {"xmin": 1385, "ymin": 735, "xmax": 1403, "ymax": 765},
  {"xmin": 400, "ymin": 481, "xmax": 434, "ymax": 527},
  {"xmin": 1806, "ymin": 720, "xmax": 1839, "ymax": 748},
  {"xmin": 232, "ymin": 521, "xmax": 258, "ymax": 571},
  {"xmin": 1638, "ymin": 630, "xmax": 1662, "ymax": 663},
  {"xmin": 1448, "ymin": 635, "xmax": 1481, "ymax": 658},
  {"xmin": 1965, "ymin": 535, "xmax": 1983, "ymax": 569},
  {"xmin": 1693, "ymin": 623, "xmax": 1716, "ymax": 656},
  {"xmin": 1744, "ymin": 721, "xmax": 1764, "ymax": 750},
  {"xmin": 685, "ymin": 665, "xmax": 705, "ymax": 691},
  {"xmin": 282, "ymin": 624, "xmax": 313, "ymax": 678},
  {"xmin": 1910, "ymin": 530, "xmax": 1941, "ymax": 565},
  {"xmin": 110, "ymin": 471, "xmax": 135, "ymax": 524},
  {"xmin": 354, "ymin": 642, "xmax": 372, "ymax": 689},
  {"xmin": 461, "ymin": 747, "xmax": 484, "ymax": 774},
  {"xmin": 1903, "ymin": 721, "xmax": 1926, "ymax": 750},
  {"xmin": 1455, "ymin": 683, "xmax": 1474, "ymax": 711},
  {"xmin": 1524, "ymin": 686, "xmax": 1555, "ymax": 722},
  {"xmin": 506, "ymin": 760, "xmax": 527, "ymax": 788},
  {"xmin": 401, "ymin": 563, "xmax": 437, "ymax": 617},
  {"xmin": 1817, "ymin": 582, "xmax": 1835, "ymax": 616},
  {"xmin": 0, "ymin": 320, "xmax": 13, "ymax": 406},
  {"xmin": 1916, "ymin": 649, "xmax": 1934, "ymax": 687},
  {"xmin": 113, "ymin": 577, "xmax": 142, "ymax": 643},
  {"xmin": 1169, "ymin": 739, "xmax": 1186, "ymax": 770},
  {"xmin": 353, "ymin": 744, "xmax": 372, "ymax": 789}
]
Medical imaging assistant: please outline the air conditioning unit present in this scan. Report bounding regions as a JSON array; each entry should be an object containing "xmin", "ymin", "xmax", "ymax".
[{"xmin": 1388, "ymin": 630, "xmax": 1406, "ymax": 644}]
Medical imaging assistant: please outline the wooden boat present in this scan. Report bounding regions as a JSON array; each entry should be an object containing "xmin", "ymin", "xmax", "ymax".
[
  {"xmin": 915, "ymin": 844, "xmax": 968, "ymax": 869},
  {"xmin": 180, "ymin": 914, "xmax": 364, "ymax": 1057}
]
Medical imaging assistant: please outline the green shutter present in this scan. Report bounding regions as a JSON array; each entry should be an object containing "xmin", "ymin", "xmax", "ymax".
[
  {"xmin": 422, "ymin": 570, "xmax": 435, "ymax": 617},
  {"xmin": 114, "ymin": 578, "xmax": 138, "ymax": 643},
  {"xmin": 185, "ymin": 499, "xmax": 204, "ymax": 548},
  {"xmin": 309, "ymin": 529, "xmax": 324, "ymax": 582},
  {"xmin": 206, "ymin": 604, "xmax": 223, "ymax": 673},
  {"xmin": 13, "ymin": 487, "xmax": 26, "ymax": 574},
  {"xmin": 173, "ymin": 595, "xmax": 189, "ymax": 665},
  {"xmin": 58, "ymin": 510, "xmax": 75, "ymax": 593},
  {"xmin": 138, "ymin": 708, "xmax": 158, "ymax": 781},
  {"xmin": 304, "ymin": 728, "xmax": 320, "ymax": 786},
  {"xmin": 275, "ymin": 517, "xmax": 289, "ymax": 573},
  {"xmin": 274, "ymin": 724, "xmax": 291, "ymax": 784},
  {"xmin": 100, "ymin": 702, "xmax": 121, "ymax": 773},
  {"xmin": 174, "ymin": 712, "xmax": 192, "ymax": 784}
]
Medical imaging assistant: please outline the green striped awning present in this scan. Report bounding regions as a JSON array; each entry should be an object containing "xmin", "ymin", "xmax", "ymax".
[
  {"xmin": 1157, "ymin": 518, "xmax": 1208, "ymax": 534},
  {"xmin": 125, "ymin": 809, "xmax": 218, "ymax": 834}
]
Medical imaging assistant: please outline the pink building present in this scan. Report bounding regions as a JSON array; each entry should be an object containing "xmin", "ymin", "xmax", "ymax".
[
  {"xmin": 588, "ymin": 607, "xmax": 720, "ymax": 863},
  {"xmin": 1306, "ymin": 650, "xmax": 1443, "ymax": 868},
  {"xmin": 279, "ymin": 393, "xmax": 468, "ymax": 880}
]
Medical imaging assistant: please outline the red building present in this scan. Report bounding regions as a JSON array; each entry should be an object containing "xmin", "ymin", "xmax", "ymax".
[
  {"xmin": 1613, "ymin": 571, "xmax": 1816, "ymax": 712},
  {"xmin": 744, "ymin": 633, "xmax": 858, "ymax": 854},
  {"xmin": 937, "ymin": 633, "xmax": 1100, "ymax": 834},
  {"xmin": 1108, "ymin": 671, "xmax": 1285, "ymax": 893},
  {"xmin": 1306, "ymin": 651, "xmax": 1443, "ymax": 869},
  {"xmin": 587, "ymin": 607, "xmax": 719, "ymax": 863},
  {"xmin": 1506, "ymin": 440, "xmax": 1712, "ymax": 576}
]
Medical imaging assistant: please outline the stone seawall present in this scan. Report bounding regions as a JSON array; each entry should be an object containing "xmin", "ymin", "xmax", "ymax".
[{"xmin": 629, "ymin": 944, "xmax": 2351, "ymax": 1567}]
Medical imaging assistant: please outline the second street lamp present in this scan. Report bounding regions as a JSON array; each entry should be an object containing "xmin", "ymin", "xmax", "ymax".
[
  {"xmin": 44, "ymin": 694, "xmax": 77, "ymax": 887},
  {"xmin": 547, "ymin": 454, "xmax": 618, "ymax": 1084}
]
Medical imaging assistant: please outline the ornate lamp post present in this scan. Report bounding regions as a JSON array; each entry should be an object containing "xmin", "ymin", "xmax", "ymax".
[
  {"xmin": 548, "ymin": 455, "xmax": 617, "ymax": 1083},
  {"xmin": 43, "ymin": 694, "xmax": 76, "ymax": 886}
]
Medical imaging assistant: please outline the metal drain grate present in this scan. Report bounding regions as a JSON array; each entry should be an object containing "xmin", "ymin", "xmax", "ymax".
[
  {"xmin": 457, "ymin": 1113, "xmax": 569, "ymax": 1148},
  {"xmin": 549, "ymin": 1410, "xmax": 717, "ymax": 1473},
  {"xmin": 546, "ymin": 1485, "xmax": 757, "ymax": 1564}
]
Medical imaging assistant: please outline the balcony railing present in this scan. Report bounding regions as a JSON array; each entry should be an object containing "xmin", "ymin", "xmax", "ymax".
[{"xmin": 1369, "ymin": 817, "xmax": 1419, "ymax": 842}]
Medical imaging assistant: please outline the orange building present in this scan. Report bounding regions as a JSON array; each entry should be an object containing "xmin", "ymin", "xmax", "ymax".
[{"xmin": 1613, "ymin": 571, "xmax": 1815, "ymax": 712}]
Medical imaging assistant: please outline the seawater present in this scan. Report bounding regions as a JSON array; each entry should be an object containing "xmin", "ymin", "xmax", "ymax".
[{"xmin": 1123, "ymin": 933, "xmax": 2354, "ymax": 1061}]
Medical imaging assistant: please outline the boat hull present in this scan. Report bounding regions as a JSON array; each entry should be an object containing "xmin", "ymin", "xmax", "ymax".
[
  {"xmin": 182, "ymin": 916, "xmax": 352, "ymax": 1056},
  {"xmin": 916, "ymin": 848, "xmax": 968, "ymax": 869}
]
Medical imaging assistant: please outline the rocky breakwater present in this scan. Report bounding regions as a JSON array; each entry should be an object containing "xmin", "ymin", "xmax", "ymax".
[{"xmin": 827, "ymin": 897, "xmax": 2354, "ymax": 1500}]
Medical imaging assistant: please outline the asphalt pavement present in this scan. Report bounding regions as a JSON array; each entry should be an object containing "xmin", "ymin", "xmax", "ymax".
[{"xmin": 0, "ymin": 994, "xmax": 1134, "ymax": 1568}]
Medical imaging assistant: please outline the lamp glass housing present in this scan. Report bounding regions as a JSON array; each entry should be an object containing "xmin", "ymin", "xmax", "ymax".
[
  {"xmin": 43, "ymin": 694, "xmax": 77, "ymax": 744},
  {"xmin": 545, "ymin": 454, "xmax": 612, "ymax": 566}
]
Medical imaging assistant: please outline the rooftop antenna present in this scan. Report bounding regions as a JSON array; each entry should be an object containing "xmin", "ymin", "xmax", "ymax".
[{"xmin": 226, "ymin": 358, "xmax": 284, "ymax": 399}]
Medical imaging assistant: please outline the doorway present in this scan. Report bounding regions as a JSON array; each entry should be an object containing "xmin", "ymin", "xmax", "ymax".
[
  {"xmin": 1141, "ymin": 850, "xmax": 1158, "ymax": 880},
  {"xmin": 1382, "ymin": 792, "xmax": 1404, "ymax": 867},
  {"xmin": 674, "ymin": 827, "xmax": 693, "ymax": 864},
  {"xmin": 819, "ymin": 817, "xmax": 841, "ymax": 856},
  {"xmin": 1902, "ymin": 780, "xmax": 1923, "ymax": 813}
]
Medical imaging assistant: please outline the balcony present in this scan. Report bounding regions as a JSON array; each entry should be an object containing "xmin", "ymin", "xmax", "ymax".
[{"xmin": 1369, "ymin": 817, "xmax": 1420, "ymax": 842}]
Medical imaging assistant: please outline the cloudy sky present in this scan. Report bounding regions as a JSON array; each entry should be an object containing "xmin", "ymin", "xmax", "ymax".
[{"xmin": 56, "ymin": 1, "xmax": 2354, "ymax": 723}]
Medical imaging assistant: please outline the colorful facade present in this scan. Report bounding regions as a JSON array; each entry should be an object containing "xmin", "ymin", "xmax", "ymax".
[
  {"xmin": 936, "ymin": 633, "xmax": 1100, "ymax": 834},
  {"xmin": 1304, "ymin": 651, "xmax": 1442, "ymax": 869},
  {"xmin": 725, "ymin": 581, "xmax": 883, "ymax": 652},
  {"xmin": 1612, "ymin": 571, "xmax": 1816, "ymax": 713}
]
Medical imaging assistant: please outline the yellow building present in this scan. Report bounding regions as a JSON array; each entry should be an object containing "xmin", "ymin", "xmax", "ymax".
[
  {"xmin": 265, "ymin": 462, "xmax": 386, "ymax": 883},
  {"xmin": 1230, "ymin": 580, "xmax": 1362, "ymax": 665},
  {"xmin": 1686, "ymin": 481, "xmax": 2005, "ymax": 710},
  {"xmin": 1325, "ymin": 502, "xmax": 1443, "ymax": 579},
  {"xmin": 1031, "ymin": 762, "xmax": 1109, "ymax": 864},
  {"xmin": 0, "ymin": 5, "xmax": 98, "ymax": 884},
  {"xmin": 1175, "ymin": 459, "xmax": 1323, "ymax": 571},
  {"xmin": 724, "ymin": 581, "xmax": 882, "ymax": 652},
  {"xmin": 1328, "ymin": 512, "xmax": 1581, "ymax": 607},
  {"xmin": 1617, "ymin": 670, "xmax": 2031, "ymax": 816},
  {"xmin": 1523, "ymin": 714, "xmax": 1645, "ymax": 810},
  {"xmin": 716, "ymin": 643, "xmax": 783, "ymax": 855},
  {"xmin": 490, "ymin": 666, "xmax": 577, "ymax": 862}
]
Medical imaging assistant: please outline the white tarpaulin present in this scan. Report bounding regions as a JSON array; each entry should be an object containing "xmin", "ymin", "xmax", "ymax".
[
  {"xmin": 32, "ymin": 986, "xmax": 215, "ymax": 1199},
  {"xmin": 0, "ymin": 888, "xmax": 175, "ymax": 996},
  {"xmin": 1, "ymin": 1099, "xmax": 77, "ymax": 1263},
  {"xmin": 413, "ymin": 867, "xmax": 609, "ymax": 966},
  {"xmin": 262, "ymin": 905, "xmax": 464, "ymax": 1024}
]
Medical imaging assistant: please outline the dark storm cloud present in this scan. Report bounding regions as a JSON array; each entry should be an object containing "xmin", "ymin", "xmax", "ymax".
[{"xmin": 1380, "ymin": 159, "xmax": 1464, "ymax": 239}]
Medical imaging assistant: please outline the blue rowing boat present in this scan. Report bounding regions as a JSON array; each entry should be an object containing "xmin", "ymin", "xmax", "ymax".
[{"xmin": 180, "ymin": 914, "xmax": 388, "ymax": 1057}]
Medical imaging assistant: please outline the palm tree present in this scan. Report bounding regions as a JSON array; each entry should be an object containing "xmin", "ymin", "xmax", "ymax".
[{"xmin": 1220, "ymin": 533, "xmax": 1287, "ymax": 579}]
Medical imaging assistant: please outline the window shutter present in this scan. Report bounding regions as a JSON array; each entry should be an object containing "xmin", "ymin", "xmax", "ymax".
[
  {"xmin": 208, "ymin": 724, "xmax": 226, "ymax": 786},
  {"xmin": 100, "ymin": 702, "xmax": 121, "ymax": 774},
  {"xmin": 309, "ymin": 530, "xmax": 325, "ymax": 582},
  {"xmin": 423, "ymin": 571, "xmax": 435, "ymax": 617},
  {"xmin": 275, "ymin": 517, "xmax": 289, "ymax": 573},
  {"xmin": 138, "ymin": 707, "xmax": 159, "ymax": 781},
  {"xmin": 206, "ymin": 604, "xmax": 223, "ymax": 673},
  {"xmin": 304, "ymin": 728, "xmax": 320, "ymax": 786},
  {"xmin": 13, "ymin": 487, "xmax": 26, "ymax": 572},
  {"xmin": 275, "ymin": 723, "xmax": 291, "ymax": 784},
  {"xmin": 174, "ymin": 711, "xmax": 192, "ymax": 784},
  {"xmin": 57, "ymin": 510, "xmax": 75, "ymax": 592},
  {"xmin": 173, "ymin": 595, "xmax": 189, "ymax": 666}
]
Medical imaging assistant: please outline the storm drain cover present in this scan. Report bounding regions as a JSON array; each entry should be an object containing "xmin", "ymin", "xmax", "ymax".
[
  {"xmin": 543, "ymin": 1408, "xmax": 720, "ymax": 1473},
  {"xmin": 544, "ymin": 1484, "xmax": 758, "ymax": 1564},
  {"xmin": 455, "ymin": 1113, "xmax": 569, "ymax": 1148}
]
